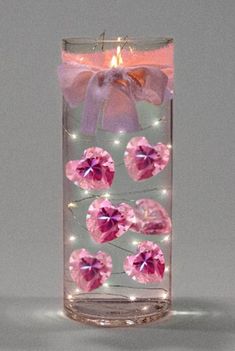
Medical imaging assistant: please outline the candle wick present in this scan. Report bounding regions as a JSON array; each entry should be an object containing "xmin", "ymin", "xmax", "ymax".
[
  {"xmin": 120, "ymin": 35, "xmax": 129, "ymax": 50},
  {"xmin": 93, "ymin": 30, "xmax": 106, "ymax": 51},
  {"xmin": 100, "ymin": 30, "xmax": 106, "ymax": 51}
]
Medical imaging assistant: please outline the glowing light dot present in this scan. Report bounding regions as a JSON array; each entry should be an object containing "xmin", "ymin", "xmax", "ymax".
[
  {"xmin": 167, "ymin": 144, "xmax": 172, "ymax": 149},
  {"xmin": 83, "ymin": 190, "xmax": 89, "ymax": 195},
  {"xmin": 129, "ymin": 295, "xmax": 136, "ymax": 301},
  {"xmin": 68, "ymin": 202, "xmax": 77, "ymax": 208},
  {"xmin": 132, "ymin": 240, "xmax": 139, "ymax": 246},
  {"xmin": 70, "ymin": 133, "xmax": 78, "ymax": 140},
  {"xmin": 142, "ymin": 306, "xmax": 149, "ymax": 311},
  {"xmin": 153, "ymin": 120, "xmax": 160, "ymax": 126},
  {"xmin": 161, "ymin": 189, "xmax": 168, "ymax": 195},
  {"xmin": 67, "ymin": 294, "xmax": 73, "ymax": 300},
  {"xmin": 162, "ymin": 235, "xmax": 170, "ymax": 243},
  {"xmin": 69, "ymin": 235, "xmax": 76, "ymax": 242},
  {"xmin": 165, "ymin": 266, "xmax": 169, "ymax": 272},
  {"xmin": 103, "ymin": 192, "xmax": 110, "ymax": 198},
  {"xmin": 162, "ymin": 292, "xmax": 168, "ymax": 299},
  {"xmin": 75, "ymin": 288, "xmax": 80, "ymax": 293},
  {"xmin": 103, "ymin": 283, "xmax": 109, "ymax": 288},
  {"xmin": 114, "ymin": 139, "xmax": 120, "ymax": 145},
  {"xmin": 126, "ymin": 320, "xmax": 135, "ymax": 325}
]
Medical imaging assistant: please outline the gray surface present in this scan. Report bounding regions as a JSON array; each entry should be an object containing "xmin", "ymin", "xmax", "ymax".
[
  {"xmin": 0, "ymin": 297, "xmax": 235, "ymax": 351},
  {"xmin": 0, "ymin": 0, "xmax": 235, "ymax": 350}
]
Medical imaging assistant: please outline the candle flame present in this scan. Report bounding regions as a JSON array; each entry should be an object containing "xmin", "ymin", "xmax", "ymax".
[
  {"xmin": 110, "ymin": 38, "xmax": 123, "ymax": 68},
  {"xmin": 110, "ymin": 55, "xmax": 118, "ymax": 68}
]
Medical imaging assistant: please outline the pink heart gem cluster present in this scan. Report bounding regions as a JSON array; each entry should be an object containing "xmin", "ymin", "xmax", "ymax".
[
  {"xmin": 66, "ymin": 137, "xmax": 171, "ymax": 292},
  {"xmin": 86, "ymin": 197, "xmax": 171, "ymax": 243}
]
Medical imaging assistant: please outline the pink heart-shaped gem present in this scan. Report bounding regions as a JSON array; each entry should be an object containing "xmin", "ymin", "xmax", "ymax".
[
  {"xmin": 86, "ymin": 197, "xmax": 135, "ymax": 243},
  {"xmin": 130, "ymin": 198, "xmax": 172, "ymax": 235},
  {"xmin": 65, "ymin": 147, "xmax": 115, "ymax": 190},
  {"xmin": 124, "ymin": 136, "xmax": 170, "ymax": 181},
  {"xmin": 69, "ymin": 248, "xmax": 112, "ymax": 292},
  {"xmin": 123, "ymin": 241, "xmax": 165, "ymax": 284}
]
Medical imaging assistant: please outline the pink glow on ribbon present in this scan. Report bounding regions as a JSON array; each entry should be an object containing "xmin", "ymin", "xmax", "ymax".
[{"xmin": 58, "ymin": 45, "xmax": 173, "ymax": 135}]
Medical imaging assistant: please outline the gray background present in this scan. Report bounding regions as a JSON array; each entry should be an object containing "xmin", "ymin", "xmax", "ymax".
[{"xmin": 0, "ymin": 0, "xmax": 235, "ymax": 350}]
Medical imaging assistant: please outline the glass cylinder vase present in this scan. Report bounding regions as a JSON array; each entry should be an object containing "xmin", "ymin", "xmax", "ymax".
[{"xmin": 58, "ymin": 37, "xmax": 174, "ymax": 327}]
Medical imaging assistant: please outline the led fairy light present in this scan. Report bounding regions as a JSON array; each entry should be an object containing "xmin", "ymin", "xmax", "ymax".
[
  {"xmin": 146, "ymin": 115, "xmax": 166, "ymax": 129},
  {"xmin": 68, "ymin": 202, "xmax": 78, "ymax": 209},
  {"xmin": 129, "ymin": 295, "xmax": 136, "ymax": 301},
  {"xmin": 103, "ymin": 192, "xmax": 111, "ymax": 198},
  {"xmin": 142, "ymin": 306, "xmax": 148, "ymax": 311},
  {"xmin": 162, "ymin": 292, "xmax": 168, "ymax": 299},
  {"xmin": 113, "ymin": 139, "xmax": 120, "ymax": 145},
  {"xmin": 161, "ymin": 188, "xmax": 168, "ymax": 196},
  {"xmin": 70, "ymin": 133, "xmax": 78, "ymax": 140},
  {"xmin": 153, "ymin": 120, "xmax": 160, "ymax": 126},
  {"xmin": 162, "ymin": 235, "xmax": 170, "ymax": 243},
  {"xmin": 63, "ymin": 127, "xmax": 78, "ymax": 140},
  {"xmin": 69, "ymin": 235, "xmax": 76, "ymax": 242}
]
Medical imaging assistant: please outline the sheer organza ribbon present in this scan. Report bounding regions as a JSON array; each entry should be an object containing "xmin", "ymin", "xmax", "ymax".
[{"xmin": 58, "ymin": 63, "xmax": 168, "ymax": 135}]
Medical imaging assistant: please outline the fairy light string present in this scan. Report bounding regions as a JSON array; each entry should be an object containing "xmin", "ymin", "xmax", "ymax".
[
  {"xmin": 63, "ymin": 36, "xmax": 172, "ymax": 301},
  {"xmin": 65, "ymin": 148, "xmax": 172, "ymax": 297},
  {"xmin": 65, "ymin": 131, "xmax": 172, "ymax": 293},
  {"xmin": 66, "ymin": 184, "xmax": 171, "ymax": 296},
  {"xmin": 63, "ymin": 115, "xmax": 167, "ymax": 142}
]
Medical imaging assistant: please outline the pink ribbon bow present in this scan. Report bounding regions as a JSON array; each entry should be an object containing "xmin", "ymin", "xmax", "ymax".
[{"xmin": 58, "ymin": 63, "xmax": 168, "ymax": 135}]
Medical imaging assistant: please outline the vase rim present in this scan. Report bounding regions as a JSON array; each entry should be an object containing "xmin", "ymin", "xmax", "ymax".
[{"xmin": 62, "ymin": 37, "xmax": 173, "ymax": 46}]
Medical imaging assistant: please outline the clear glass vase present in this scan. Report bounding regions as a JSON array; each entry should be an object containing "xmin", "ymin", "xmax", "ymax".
[{"xmin": 59, "ymin": 37, "xmax": 174, "ymax": 327}]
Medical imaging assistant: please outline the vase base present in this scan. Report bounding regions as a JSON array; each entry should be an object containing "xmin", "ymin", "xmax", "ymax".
[{"xmin": 64, "ymin": 297, "xmax": 171, "ymax": 327}]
